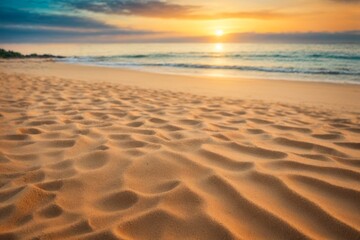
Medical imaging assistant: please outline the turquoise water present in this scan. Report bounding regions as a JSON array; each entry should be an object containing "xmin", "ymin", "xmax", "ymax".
[{"xmin": 3, "ymin": 43, "xmax": 360, "ymax": 83}]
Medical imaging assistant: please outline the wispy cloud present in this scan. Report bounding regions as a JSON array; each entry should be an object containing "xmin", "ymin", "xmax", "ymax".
[
  {"xmin": 67, "ymin": 0, "xmax": 289, "ymax": 20},
  {"xmin": 227, "ymin": 31, "xmax": 360, "ymax": 43},
  {"xmin": 0, "ymin": 7, "xmax": 159, "ymax": 42},
  {"xmin": 69, "ymin": 0, "xmax": 197, "ymax": 18},
  {"xmin": 135, "ymin": 31, "xmax": 360, "ymax": 43},
  {"xmin": 188, "ymin": 11, "xmax": 289, "ymax": 20},
  {"xmin": 0, "ymin": 8, "xmax": 114, "ymax": 29},
  {"xmin": 0, "ymin": 26, "xmax": 155, "ymax": 43}
]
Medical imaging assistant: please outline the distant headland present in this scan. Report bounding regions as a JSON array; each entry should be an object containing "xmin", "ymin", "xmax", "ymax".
[{"xmin": 0, "ymin": 48, "xmax": 64, "ymax": 59}]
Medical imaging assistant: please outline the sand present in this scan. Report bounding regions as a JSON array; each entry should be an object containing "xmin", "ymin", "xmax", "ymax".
[{"xmin": 0, "ymin": 60, "xmax": 359, "ymax": 240}]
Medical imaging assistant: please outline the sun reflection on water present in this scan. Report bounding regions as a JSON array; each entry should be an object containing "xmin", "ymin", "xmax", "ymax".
[{"xmin": 214, "ymin": 43, "xmax": 223, "ymax": 52}]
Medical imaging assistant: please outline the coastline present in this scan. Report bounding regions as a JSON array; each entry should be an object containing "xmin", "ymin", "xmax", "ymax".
[
  {"xmin": 0, "ymin": 59, "xmax": 359, "ymax": 111},
  {"xmin": 58, "ymin": 59, "xmax": 360, "ymax": 85}
]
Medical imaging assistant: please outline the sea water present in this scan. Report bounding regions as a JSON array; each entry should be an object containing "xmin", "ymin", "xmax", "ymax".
[{"xmin": 3, "ymin": 43, "xmax": 360, "ymax": 83}]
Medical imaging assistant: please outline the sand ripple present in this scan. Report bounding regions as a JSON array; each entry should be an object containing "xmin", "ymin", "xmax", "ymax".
[{"xmin": 0, "ymin": 73, "xmax": 359, "ymax": 239}]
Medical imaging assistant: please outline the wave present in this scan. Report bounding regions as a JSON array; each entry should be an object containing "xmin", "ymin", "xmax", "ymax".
[
  {"xmin": 143, "ymin": 63, "xmax": 359, "ymax": 76},
  {"xmin": 100, "ymin": 52, "xmax": 360, "ymax": 61},
  {"xmin": 307, "ymin": 54, "xmax": 360, "ymax": 60},
  {"xmin": 63, "ymin": 58, "xmax": 360, "ymax": 76}
]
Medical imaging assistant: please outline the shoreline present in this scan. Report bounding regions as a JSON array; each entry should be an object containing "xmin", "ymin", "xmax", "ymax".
[
  {"xmin": 1, "ymin": 59, "xmax": 359, "ymax": 112},
  {"xmin": 57, "ymin": 60, "xmax": 360, "ymax": 85}
]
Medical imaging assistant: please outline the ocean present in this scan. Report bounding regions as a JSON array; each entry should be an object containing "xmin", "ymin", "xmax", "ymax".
[{"xmin": 2, "ymin": 43, "xmax": 360, "ymax": 83}]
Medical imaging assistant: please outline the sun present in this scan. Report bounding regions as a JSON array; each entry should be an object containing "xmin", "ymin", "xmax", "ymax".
[{"xmin": 215, "ymin": 29, "xmax": 224, "ymax": 37}]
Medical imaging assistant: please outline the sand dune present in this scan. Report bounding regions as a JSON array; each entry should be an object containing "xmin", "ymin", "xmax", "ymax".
[{"xmin": 0, "ymin": 70, "xmax": 360, "ymax": 240}]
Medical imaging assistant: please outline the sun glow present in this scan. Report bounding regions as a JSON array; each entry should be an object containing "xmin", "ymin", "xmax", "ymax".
[
  {"xmin": 215, "ymin": 43, "xmax": 223, "ymax": 51},
  {"xmin": 215, "ymin": 29, "xmax": 224, "ymax": 37}
]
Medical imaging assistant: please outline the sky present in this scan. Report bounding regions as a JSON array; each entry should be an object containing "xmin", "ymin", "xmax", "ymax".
[{"xmin": 0, "ymin": 0, "xmax": 359, "ymax": 43}]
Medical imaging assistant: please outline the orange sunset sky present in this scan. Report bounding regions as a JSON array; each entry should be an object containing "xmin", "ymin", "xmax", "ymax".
[{"xmin": 0, "ymin": 0, "xmax": 359, "ymax": 42}]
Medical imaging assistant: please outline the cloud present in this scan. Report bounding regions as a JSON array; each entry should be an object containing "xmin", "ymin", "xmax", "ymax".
[
  {"xmin": 145, "ymin": 31, "xmax": 360, "ymax": 43},
  {"xmin": 68, "ymin": 0, "xmax": 289, "ymax": 20},
  {"xmin": 2, "ymin": 28, "xmax": 357, "ymax": 43},
  {"xmin": 226, "ymin": 31, "xmax": 360, "ymax": 43},
  {"xmin": 0, "ymin": 7, "xmax": 159, "ymax": 43},
  {"xmin": 188, "ymin": 11, "xmax": 288, "ymax": 20},
  {"xmin": 0, "ymin": 26, "xmax": 154, "ymax": 43},
  {"xmin": 70, "ymin": 0, "xmax": 197, "ymax": 18},
  {"xmin": 0, "ymin": 7, "xmax": 118, "ymax": 29}
]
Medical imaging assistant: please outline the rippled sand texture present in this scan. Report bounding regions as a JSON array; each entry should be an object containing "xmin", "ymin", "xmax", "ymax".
[{"xmin": 0, "ymin": 73, "xmax": 359, "ymax": 240}]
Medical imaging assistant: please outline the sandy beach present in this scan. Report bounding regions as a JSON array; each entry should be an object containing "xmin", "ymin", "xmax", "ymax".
[{"xmin": 0, "ymin": 60, "xmax": 360, "ymax": 240}]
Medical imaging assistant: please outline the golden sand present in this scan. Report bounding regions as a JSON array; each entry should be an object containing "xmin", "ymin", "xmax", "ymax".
[{"xmin": 0, "ymin": 60, "xmax": 359, "ymax": 239}]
